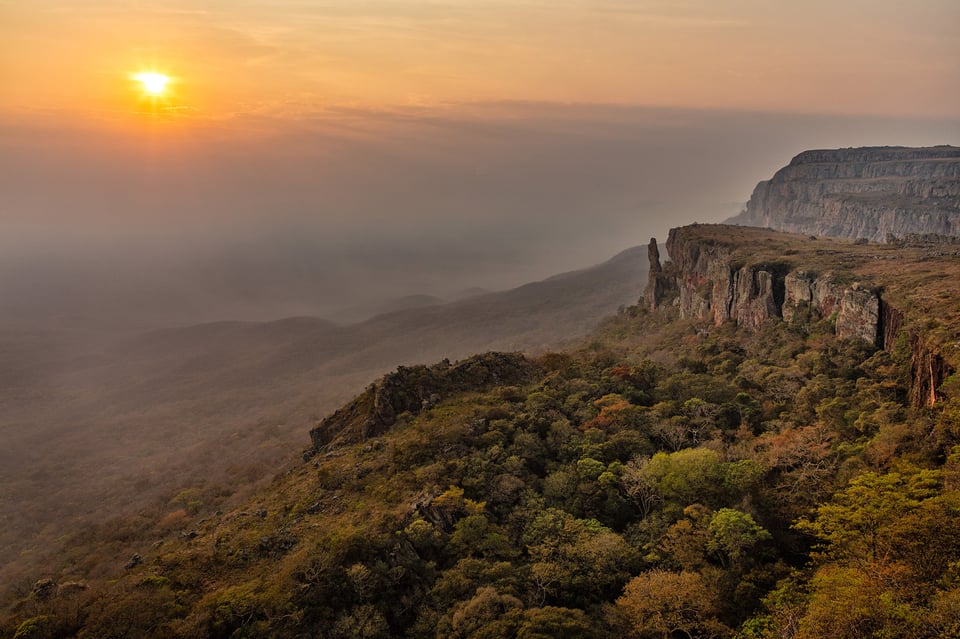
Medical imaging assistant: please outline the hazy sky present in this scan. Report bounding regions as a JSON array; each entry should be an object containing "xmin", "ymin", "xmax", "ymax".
[
  {"xmin": 1, "ymin": 1, "xmax": 958, "ymax": 326},
  {"xmin": 4, "ymin": 0, "xmax": 959, "ymax": 118}
]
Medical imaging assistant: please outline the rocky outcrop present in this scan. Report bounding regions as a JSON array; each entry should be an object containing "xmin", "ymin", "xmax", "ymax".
[
  {"xmin": 644, "ymin": 238, "xmax": 678, "ymax": 310},
  {"xmin": 647, "ymin": 226, "xmax": 886, "ymax": 342},
  {"xmin": 835, "ymin": 285, "xmax": 880, "ymax": 344},
  {"xmin": 308, "ymin": 352, "xmax": 534, "ymax": 451},
  {"xmin": 727, "ymin": 146, "xmax": 960, "ymax": 241},
  {"xmin": 645, "ymin": 224, "xmax": 955, "ymax": 407},
  {"xmin": 731, "ymin": 267, "xmax": 783, "ymax": 330},
  {"xmin": 782, "ymin": 271, "xmax": 811, "ymax": 312}
]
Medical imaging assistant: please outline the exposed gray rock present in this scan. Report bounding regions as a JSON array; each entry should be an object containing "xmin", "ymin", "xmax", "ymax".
[
  {"xmin": 728, "ymin": 146, "xmax": 960, "ymax": 241},
  {"xmin": 732, "ymin": 267, "xmax": 780, "ymax": 330},
  {"xmin": 836, "ymin": 286, "xmax": 880, "ymax": 345},
  {"xmin": 782, "ymin": 271, "xmax": 814, "ymax": 321},
  {"xmin": 644, "ymin": 238, "xmax": 678, "ymax": 310},
  {"xmin": 659, "ymin": 227, "xmax": 884, "ymax": 346}
]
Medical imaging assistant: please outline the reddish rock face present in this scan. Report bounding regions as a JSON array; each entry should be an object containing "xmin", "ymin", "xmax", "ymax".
[
  {"xmin": 812, "ymin": 277, "xmax": 843, "ymax": 319},
  {"xmin": 878, "ymin": 300, "xmax": 904, "ymax": 351},
  {"xmin": 662, "ymin": 226, "xmax": 734, "ymax": 323},
  {"xmin": 910, "ymin": 336, "xmax": 951, "ymax": 408}
]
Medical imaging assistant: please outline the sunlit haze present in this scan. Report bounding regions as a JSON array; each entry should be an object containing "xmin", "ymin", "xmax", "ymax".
[
  {"xmin": 5, "ymin": 1, "xmax": 959, "ymax": 118},
  {"xmin": 1, "ymin": 0, "xmax": 958, "ymax": 327},
  {"xmin": 133, "ymin": 71, "xmax": 171, "ymax": 97}
]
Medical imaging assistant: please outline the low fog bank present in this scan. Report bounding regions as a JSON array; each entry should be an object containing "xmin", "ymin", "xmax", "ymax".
[
  {"xmin": 2, "ymin": 102, "xmax": 955, "ymax": 330},
  {"xmin": 0, "ymin": 207, "xmax": 676, "ymax": 330}
]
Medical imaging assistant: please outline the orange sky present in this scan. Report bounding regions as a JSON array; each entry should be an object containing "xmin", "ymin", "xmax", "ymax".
[
  {"xmin": 3, "ymin": 0, "xmax": 959, "ymax": 123},
  {"xmin": 1, "ymin": 1, "xmax": 958, "ymax": 328}
]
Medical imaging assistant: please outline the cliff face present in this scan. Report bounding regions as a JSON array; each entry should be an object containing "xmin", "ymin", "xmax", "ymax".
[
  {"xmin": 727, "ymin": 146, "xmax": 960, "ymax": 242},
  {"xmin": 658, "ymin": 227, "xmax": 880, "ymax": 340},
  {"xmin": 646, "ymin": 225, "xmax": 953, "ymax": 407}
]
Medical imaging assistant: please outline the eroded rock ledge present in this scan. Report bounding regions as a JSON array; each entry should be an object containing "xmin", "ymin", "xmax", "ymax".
[{"xmin": 646, "ymin": 225, "xmax": 951, "ymax": 407}]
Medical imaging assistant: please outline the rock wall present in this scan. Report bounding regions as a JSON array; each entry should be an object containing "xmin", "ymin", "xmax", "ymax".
[
  {"xmin": 651, "ymin": 227, "xmax": 887, "ymax": 341},
  {"xmin": 656, "ymin": 227, "xmax": 871, "ymax": 335},
  {"xmin": 645, "ymin": 226, "xmax": 953, "ymax": 406},
  {"xmin": 727, "ymin": 146, "xmax": 960, "ymax": 242},
  {"xmin": 910, "ymin": 335, "xmax": 951, "ymax": 408}
]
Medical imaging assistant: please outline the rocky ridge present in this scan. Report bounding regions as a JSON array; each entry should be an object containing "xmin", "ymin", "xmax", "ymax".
[
  {"xmin": 645, "ymin": 224, "xmax": 954, "ymax": 407},
  {"xmin": 727, "ymin": 146, "xmax": 960, "ymax": 241},
  {"xmin": 308, "ymin": 352, "xmax": 534, "ymax": 452}
]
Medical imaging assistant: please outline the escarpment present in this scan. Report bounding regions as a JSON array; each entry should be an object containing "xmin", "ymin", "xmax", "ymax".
[
  {"xmin": 657, "ymin": 227, "xmax": 878, "ymax": 341},
  {"xmin": 646, "ymin": 224, "xmax": 955, "ymax": 407},
  {"xmin": 727, "ymin": 146, "xmax": 960, "ymax": 242}
]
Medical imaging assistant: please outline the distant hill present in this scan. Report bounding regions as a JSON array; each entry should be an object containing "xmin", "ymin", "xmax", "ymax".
[
  {"xmin": 451, "ymin": 286, "xmax": 492, "ymax": 300},
  {"xmin": 726, "ymin": 146, "xmax": 960, "ymax": 241},
  {"xmin": 0, "ymin": 246, "xmax": 646, "ymax": 587},
  {"xmin": 328, "ymin": 294, "xmax": 447, "ymax": 324}
]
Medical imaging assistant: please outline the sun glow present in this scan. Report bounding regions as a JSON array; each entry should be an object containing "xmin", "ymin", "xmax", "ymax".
[{"xmin": 133, "ymin": 72, "xmax": 170, "ymax": 96}]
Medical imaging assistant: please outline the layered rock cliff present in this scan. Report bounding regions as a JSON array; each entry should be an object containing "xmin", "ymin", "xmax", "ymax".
[
  {"xmin": 645, "ymin": 224, "xmax": 954, "ymax": 407},
  {"xmin": 654, "ymin": 227, "xmax": 885, "ymax": 342},
  {"xmin": 727, "ymin": 146, "xmax": 960, "ymax": 241}
]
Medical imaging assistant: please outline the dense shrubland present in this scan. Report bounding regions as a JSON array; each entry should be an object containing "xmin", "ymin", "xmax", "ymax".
[{"xmin": 3, "ymin": 302, "xmax": 958, "ymax": 638}]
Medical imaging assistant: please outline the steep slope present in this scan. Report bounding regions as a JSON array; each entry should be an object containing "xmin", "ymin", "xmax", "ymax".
[
  {"xmin": 5, "ymin": 226, "xmax": 959, "ymax": 639},
  {"xmin": 727, "ymin": 146, "xmax": 960, "ymax": 241},
  {"xmin": 0, "ymin": 247, "xmax": 645, "ymax": 591}
]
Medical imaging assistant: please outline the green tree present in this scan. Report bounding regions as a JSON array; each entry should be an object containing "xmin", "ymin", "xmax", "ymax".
[
  {"xmin": 524, "ymin": 510, "xmax": 638, "ymax": 606},
  {"xmin": 707, "ymin": 509, "xmax": 771, "ymax": 569},
  {"xmin": 448, "ymin": 515, "xmax": 515, "ymax": 560},
  {"xmin": 658, "ymin": 504, "xmax": 712, "ymax": 571},
  {"xmin": 642, "ymin": 448, "xmax": 725, "ymax": 513},
  {"xmin": 332, "ymin": 605, "xmax": 390, "ymax": 639},
  {"xmin": 794, "ymin": 565, "xmax": 921, "ymax": 639},
  {"xmin": 795, "ymin": 469, "xmax": 940, "ymax": 565},
  {"xmin": 447, "ymin": 587, "xmax": 523, "ymax": 639}
]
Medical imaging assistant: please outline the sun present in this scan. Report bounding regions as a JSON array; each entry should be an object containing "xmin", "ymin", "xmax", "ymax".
[{"xmin": 132, "ymin": 72, "xmax": 171, "ymax": 97}]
